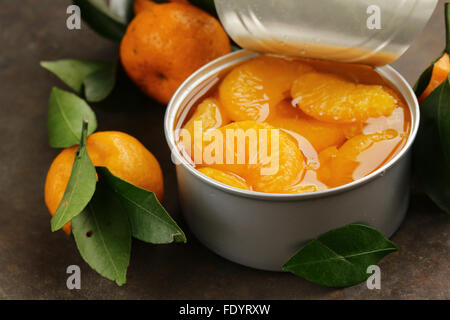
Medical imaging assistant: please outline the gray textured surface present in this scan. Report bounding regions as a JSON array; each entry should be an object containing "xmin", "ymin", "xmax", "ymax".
[{"xmin": 0, "ymin": 0, "xmax": 448, "ymax": 299}]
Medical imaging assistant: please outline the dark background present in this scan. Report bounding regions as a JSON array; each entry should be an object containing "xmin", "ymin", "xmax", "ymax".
[{"xmin": 0, "ymin": 0, "xmax": 448, "ymax": 299}]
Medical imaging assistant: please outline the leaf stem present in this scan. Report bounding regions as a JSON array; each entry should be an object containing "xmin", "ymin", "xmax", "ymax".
[{"xmin": 80, "ymin": 118, "xmax": 89, "ymax": 148}]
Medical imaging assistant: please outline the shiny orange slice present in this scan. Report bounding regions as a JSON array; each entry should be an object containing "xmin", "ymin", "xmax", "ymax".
[
  {"xmin": 291, "ymin": 72, "xmax": 397, "ymax": 123},
  {"xmin": 219, "ymin": 56, "xmax": 314, "ymax": 122}
]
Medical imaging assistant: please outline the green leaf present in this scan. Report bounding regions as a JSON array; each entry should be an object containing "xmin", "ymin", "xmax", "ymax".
[
  {"xmin": 73, "ymin": 0, "xmax": 127, "ymax": 42},
  {"xmin": 40, "ymin": 59, "xmax": 108, "ymax": 94},
  {"xmin": 51, "ymin": 120, "xmax": 97, "ymax": 232},
  {"xmin": 41, "ymin": 59, "xmax": 116, "ymax": 102},
  {"xmin": 47, "ymin": 87, "xmax": 97, "ymax": 148},
  {"xmin": 83, "ymin": 62, "xmax": 117, "ymax": 102},
  {"xmin": 97, "ymin": 167, "xmax": 186, "ymax": 244},
  {"xmin": 72, "ymin": 180, "xmax": 131, "ymax": 286},
  {"xmin": 414, "ymin": 63, "xmax": 434, "ymax": 98},
  {"xmin": 424, "ymin": 78, "xmax": 450, "ymax": 163},
  {"xmin": 414, "ymin": 77, "xmax": 450, "ymax": 213},
  {"xmin": 282, "ymin": 224, "xmax": 398, "ymax": 288}
]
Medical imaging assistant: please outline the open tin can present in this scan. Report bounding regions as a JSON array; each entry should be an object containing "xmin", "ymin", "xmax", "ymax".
[{"xmin": 164, "ymin": 0, "xmax": 437, "ymax": 271}]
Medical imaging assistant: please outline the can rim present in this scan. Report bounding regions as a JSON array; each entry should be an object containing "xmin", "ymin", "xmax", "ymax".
[{"xmin": 164, "ymin": 49, "xmax": 420, "ymax": 201}]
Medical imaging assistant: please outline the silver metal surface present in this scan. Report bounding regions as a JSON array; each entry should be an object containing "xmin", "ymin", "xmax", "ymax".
[
  {"xmin": 215, "ymin": 0, "xmax": 437, "ymax": 66},
  {"xmin": 165, "ymin": 50, "xmax": 420, "ymax": 271}
]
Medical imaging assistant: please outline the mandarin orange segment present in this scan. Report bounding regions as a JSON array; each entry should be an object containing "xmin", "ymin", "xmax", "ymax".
[
  {"xmin": 316, "ymin": 146, "xmax": 340, "ymax": 186},
  {"xmin": 198, "ymin": 167, "xmax": 251, "ymax": 190},
  {"xmin": 291, "ymin": 72, "xmax": 397, "ymax": 124},
  {"xmin": 179, "ymin": 98, "xmax": 230, "ymax": 158},
  {"xmin": 197, "ymin": 121, "xmax": 305, "ymax": 193},
  {"xmin": 219, "ymin": 56, "xmax": 314, "ymax": 122},
  {"xmin": 283, "ymin": 169, "xmax": 330, "ymax": 194},
  {"xmin": 317, "ymin": 130, "xmax": 402, "ymax": 187},
  {"xmin": 267, "ymin": 100, "xmax": 347, "ymax": 152},
  {"xmin": 183, "ymin": 97, "xmax": 230, "ymax": 134},
  {"xmin": 270, "ymin": 117, "xmax": 346, "ymax": 153},
  {"xmin": 342, "ymin": 122, "xmax": 364, "ymax": 139}
]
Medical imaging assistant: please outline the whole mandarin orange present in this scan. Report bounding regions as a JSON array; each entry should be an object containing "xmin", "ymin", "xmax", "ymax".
[
  {"xmin": 120, "ymin": 3, "xmax": 230, "ymax": 105},
  {"xmin": 44, "ymin": 131, "xmax": 164, "ymax": 235}
]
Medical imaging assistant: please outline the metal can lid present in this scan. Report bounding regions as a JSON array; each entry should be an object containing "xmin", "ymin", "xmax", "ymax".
[{"xmin": 215, "ymin": 0, "xmax": 438, "ymax": 66}]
